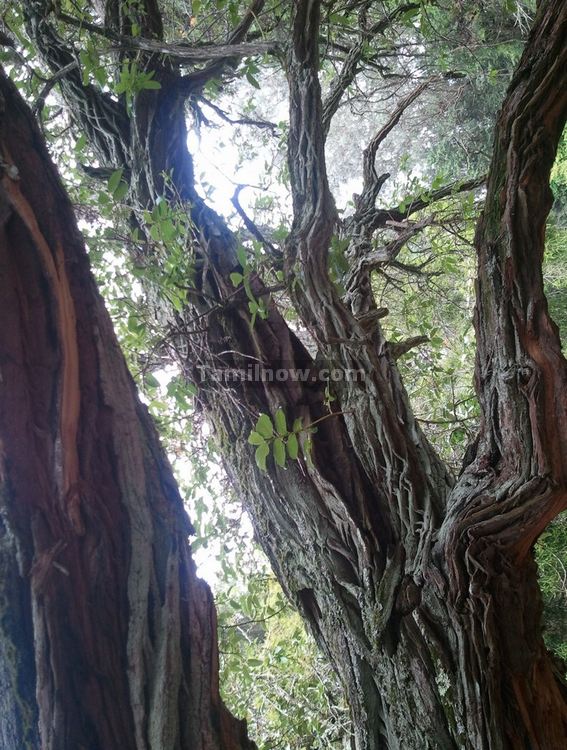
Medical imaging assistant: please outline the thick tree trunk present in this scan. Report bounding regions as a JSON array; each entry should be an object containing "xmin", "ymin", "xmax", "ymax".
[
  {"xmin": 0, "ymin": 70, "xmax": 252, "ymax": 750},
  {"xmin": 18, "ymin": 0, "xmax": 567, "ymax": 748}
]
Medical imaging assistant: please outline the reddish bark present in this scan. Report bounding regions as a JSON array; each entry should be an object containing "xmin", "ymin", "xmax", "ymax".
[{"xmin": 0, "ymin": 69, "xmax": 252, "ymax": 750}]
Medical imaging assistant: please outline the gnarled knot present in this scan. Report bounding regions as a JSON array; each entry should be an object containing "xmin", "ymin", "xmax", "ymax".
[
  {"xmin": 396, "ymin": 576, "xmax": 421, "ymax": 616},
  {"xmin": 517, "ymin": 362, "xmax": 535, "ymax": 387}
]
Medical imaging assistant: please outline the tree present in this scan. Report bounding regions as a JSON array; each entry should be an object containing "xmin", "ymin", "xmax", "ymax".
[
  {"xmin": 2, "ymin": 0, "xmax": 567, "ymax": 747},
  {"xmin": 0, "ymin": 69, "xmax": 252, "ymax": 750}
]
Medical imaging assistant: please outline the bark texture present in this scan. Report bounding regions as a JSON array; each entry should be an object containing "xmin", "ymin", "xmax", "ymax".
[
  {"xmin": 15, "ymin": 0, "xmax": 567, "ymax": 748},
  {"xmin": 0, "ymin": 70, "xmax": 252, "ymax": 750}
]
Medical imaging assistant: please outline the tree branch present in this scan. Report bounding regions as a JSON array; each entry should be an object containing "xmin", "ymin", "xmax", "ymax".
[
  {"xmin": 321, "ymin": 2, "xmax": 420, "ymax": 137},
  {"xmin": 346, "ymin": 79, "xmax": 432, "ymax": 229},
  {"xmin": 179, "ymin": 0, "xmax": 268, "ymax": 93},
  {"xmin": 24, "ymin": 3, "xmax": 130, "ymax": 167},
  {"xmin": 369, "ymin": 174, "xmax": 486, "ymax": 231},
  {"xmin": 286, "ymin": 1, "xmax": 450, "ymax": 555},
  {"xmin": 198, "ymin": 96, "xmax": 278, "ymax": 132},
  {"xmin": 389, "ymin": 335, "xmax": 428, "ymax": 359},
  {"xmin": 57, "ymin": 11, "xmax": 277, "ymax": 63},
  {"xmin": 286, "ymin": 0, "xmax": 336, "ymax": 278},
  {"xmin": 231, "ymin": 186, "xmax": 279, "ymax": 256},
  {"xmin": 33, "ymin": 61, "xmax": 78, "ymax": 114},
  {"xmin": 362, "ymin": 80, "xmax": 429, "ymax": 191}
]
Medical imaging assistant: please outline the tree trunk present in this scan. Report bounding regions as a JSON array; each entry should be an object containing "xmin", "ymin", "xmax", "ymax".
[
  {"xmin": 18, "ymin": 0, "xmax": 567, "ymax": 748},
  {"xmin": 0, "ymin": 70, "xmax": 252, "ymax": 750}
]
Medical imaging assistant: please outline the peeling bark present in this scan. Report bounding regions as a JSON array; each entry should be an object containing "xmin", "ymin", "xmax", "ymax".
[{"xmin": 0, "ymin": 70, "xmax": 252, "ymax": 750}]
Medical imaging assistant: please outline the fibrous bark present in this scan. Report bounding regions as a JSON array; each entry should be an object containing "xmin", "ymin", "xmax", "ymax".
[{"xmin": 0, "ymin": 69, "xmax": 252, "ymax": 750}]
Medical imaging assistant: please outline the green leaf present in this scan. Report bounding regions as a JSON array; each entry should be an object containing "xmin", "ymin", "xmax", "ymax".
[
  {"xmin": 94, "ymin": 67, "xmax": 107, "ymax": 87},
  {"xmin": 248, "ymin": 430, "xmax": 266, "ymax": 446},
  {"xmin": 108, "ymin": 168, "xmax": 124, "ymax": 194},
  {"xmin": 401, "ymin": 6, "xmax": 420, "ymax": 24},
  {"xmin": 159, "ymin": 219, "xmax": 176, "ymax": 242},
  {"xmin": 258, "ymin": 302, "xmax": 268, "ymax": 320},
  {"xmin": 273, "ymin": 438, "xmax": 286, "ymax": 468},
  {"xmin": 113, "ymin": 181, "xmax": 128, "ymax": 201},
  {"xmin": 274, "ymin": 408, "xmax": 287, "ymax": 435},
  {"xmin": 145, "ymin": 372, "xmax": 159, "ymax": 389},
  {"xmin": 236, "ymin": 245, "xmax": 248, "ymax": 268},
  {"xmin": 304, "ymin": 438, "xmax": 313, "ymax": 466},
  {"xmin": 230, "ymin": 271, "xmax": 243, "ymax": 287},
  {"xmin": 228, "ymin": 0, "xmax": 239, "ymax": 26},
  {"xmin": 255, "ymin": 442, "xmax": 269, "ymax": 471},
  {"xmin": 287, "ymin": 432, "xmax": 299, "ymax": 460},
  {"xmin": 246, "ymin": 72, "xmax": 261, "ymax": 89},
  {"xmin": 292, "ymin": 417, "xmax": 303, "ymax": 433},
  {"xmin": 127, "ymin": 314, "xmax": 142, "ymax": 333},
  {"xmin": 191, "ymin": 536, "xmax": 208, "ymax": 552},
  {"xmin": 149, "ymin": 398, "xmax": 168, "ymax": 411},
  {"xmin": 244, "ymin": 277, "xmax": 255, "ymax": 302},
  {"xmin": 431, "ymin": 173, "xmax": 444, "ymax": 190},
  {"xmin": 256, "ymin": 413, "xmax": 273, "ymax": 439},
  {"xmin": 142, "ymin": 78, "xmax": 161, "ymax": 90},
  {"xmin": 449, "ymin": 427, "xmax": 466, "ymax": 446}
]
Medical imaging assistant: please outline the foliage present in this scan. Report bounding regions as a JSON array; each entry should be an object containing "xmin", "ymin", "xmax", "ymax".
[
  {"xmin": 231, "ymin": 244, "xmax": 270, "ymax": 326},
  {"xmin": 546, "ymin": 131, "xmax": 567, "ymax": 342},
  {"xmin": 249, "ymin": 410, "xmax": 317, "ymax": 470},
  {"xmin": 536, "ymin": 131, "xmax": 567, "ymax": 665},
  {"xmin": 536, "ymin": 514, "xmax": 567, "ymax": 663},
  {"xmin": 217, "ymin": 571, "xmax": 351, "ymax": 749},
  {"xmin": 417, "ymin": 0, "xmax": 532, "ymax": 177}
]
